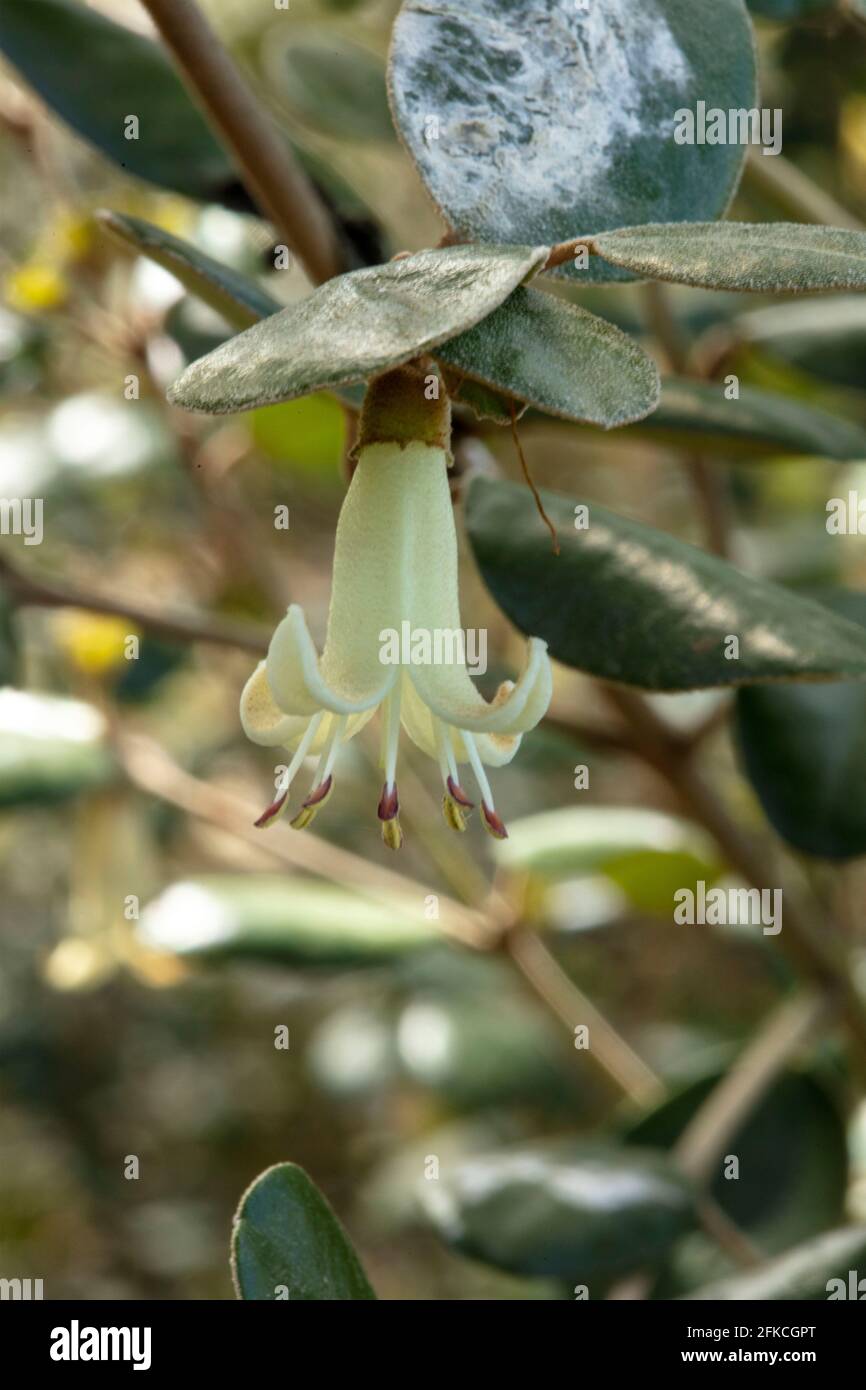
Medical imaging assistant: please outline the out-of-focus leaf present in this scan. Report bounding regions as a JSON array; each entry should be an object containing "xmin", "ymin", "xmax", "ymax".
[
  {"xmin": 271, "ymin": 34, "xmax": 394, "ymax": 142},
  {"xmin": 746, "ymin": 0, "xmax": 835, "ymax": 17},
  {"xmin": 137, "ymin": 875, "xmax": 439, "ymax": 968},
  {"xmin": 389, "ymin": 0, "xmax": 755, "ymax": 284},
  {"xmin": 437, "ymin": 287, "xmax": 660, "ymax": 428},
  {"xmin": 0, "ymin": 689, "xmax": 114, "ymax": 806},
  {"xmin": 168, "ymin": 244, "xmax": 549, "ymax": 414},
  {"xmin": 588, "ymin": 223, "xmax": 866, "ymax": 292},
  {"xmin": 494, "ymin": 807, "xmax": 721, "ymax": 894},
  {"xmin": 685, "ymin": 1226, "xmax": 866, "ymax": 1301},
  {"xmin": 395, "ymin": 995, "xmax": 570, "ymax": 1111},
  {"xmin": 0, "ymin": 0, "xmax": 381, "ymax": 246},
  {"xmin": 627, "ymin": 1070, "xmax": 847, "ymax": 1292},
  {"xmin": 467, "ymin": 476, "xmax": 866, "ymax": 689},
  {"xmin": 737, "ymin": 590, "xmax": 866, "ymax": 859},
  {"xmin": 628, "ymin": 377, "xmax": 866, "ymax": 460},
  {"xmin": 114, "ymin": 638, "xmax": 185, "ymax": 704},
  {"xmin": 0, "ymin": 596, "xmax": 19, "ymax": 686},
  {"xmin": 97, "ymin": 212, "xmax": 280, "ymax": 330},
  {"xmin": 0, "ymin": 0, "xmax": 234, "ymax": 201},
  {"xmin": 250, "ymin": 394, "xmax": 347, "ymax": 479},
  {"xmin": 728, "ymin": 297, "xmax": 866, "ymax": 390},
  {"xmin": 422, "ymin": 1142, "xmax": 696, "ymax": 1282},
  {"xmin": 46, "ymin": 393, "xmax": 171, "ymax": 480},
  {"xmin": 232, "ymin": 1163, "xmax": 376, "ymax": 1300}
]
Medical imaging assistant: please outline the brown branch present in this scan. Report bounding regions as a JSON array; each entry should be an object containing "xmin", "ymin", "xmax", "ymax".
[
  {"xmin": 743, "ymin": 148, "xmax": 864, "ymax": 231},
  {"xmin": 509, "ymin": 402, "xmax": 560, "ymax": 555},
  {"xmin": 0, "ymin": 550, "xmax": 270, "ymax": 656},
  {"xmin": 675, "ymin": 992, "xmax": 830, "ymax": 1184},
  {"xmin": 137, "ymin": 0, "xmax": 345, "ymax": 284},
  {"xmin": 642, "ymin": 282, "xmax": 732, "ymax": 559},
  {"xmin": 504, "ymin": 925, "xmax": 666, "ymax": 1108}
]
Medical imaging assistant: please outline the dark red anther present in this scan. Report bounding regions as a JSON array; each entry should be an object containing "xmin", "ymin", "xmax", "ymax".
[
  {"xmin": 446, "ymin": 775, "xmax": 475, "ymax": 809},
  {"xmin": 378, "ymin": 783, "xmax": 400, "ymax": 821},
  {"xmin": 481, "ymin": 802, "xmax": 508, "ymax": 840},
  {"xmin": 254, "ymin": 789, "xmax": 288, "ymax": 829}
]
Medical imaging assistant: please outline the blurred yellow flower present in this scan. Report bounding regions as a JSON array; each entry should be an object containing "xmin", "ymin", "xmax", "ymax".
[
  {"xmin": 6, "ymin": 263, "xmax": 69, "ymax": 313},
  {"xmin": 54, "ymin": 611, "xmax": 136, "ymax": 676}
]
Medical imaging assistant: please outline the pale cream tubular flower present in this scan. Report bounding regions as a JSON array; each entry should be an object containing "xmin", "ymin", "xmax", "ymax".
[{"xmin": 240, "ymin": 366, "xmax": 552, "ymax": 849}]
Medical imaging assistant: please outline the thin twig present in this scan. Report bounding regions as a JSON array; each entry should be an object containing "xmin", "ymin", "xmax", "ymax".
[
  {"xmin": 509, "ymin": 402, "xmax": 560, "ymax": 555},
  {"xmin": 503, "ymin": 925, "xmax": 665, "ymax": 1108},
  {"xmin": 674, "ymin": 991, "xmax": 830, "ymax": 1183},
  {"xmin": 137, "ymin": 0, "xmax": 344, "ymax": 283},
  {"xmin": 642, "ymin": 282, "xmax": 732, "ymax": 558},
  {"xmin": 0, "ymin": 550, "xmax": 270, "ymax": 655},
  {"xmin": 743, "ymin": 148, "xmax": 864, "ymax": 231}
]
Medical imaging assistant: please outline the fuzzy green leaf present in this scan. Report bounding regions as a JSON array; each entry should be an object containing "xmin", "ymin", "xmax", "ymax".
[
  {"xmin": 588, "ymin": 222, "xmax": 866, "ymax": 292},
  {"xmin": 168, "ymin": 243, "xmax": 548, "ymax": 414},
  {"xmin": 437, "ymin": 287, "xmax": 660, "ymax": 427}
]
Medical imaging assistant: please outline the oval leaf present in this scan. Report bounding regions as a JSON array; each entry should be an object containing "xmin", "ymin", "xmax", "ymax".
[
  {"xmin": 588, "ymin": 222, "xmax": 866, "ymax": 292},
  {"xmin": 436, "ymin": 287, "xmax": 660, "ymax": 427},
  {"xmin": 466, "ymin": 476, "xmax": 866, "ymax": 689},
  {"xmin": 389, "ymin": 0, "xmax": 756, "ymax": 284},
  {"xmin": 632, "ymin": 377, "xmax": 866, "ymax": 461},
  {"xmin": 232, "ymin": 1163, "xmax": 376, "ymax": 1300},
  {"xmin": 168, "ymin": 243, "xmax": 548, "ymax": 414},
  {"xmin": 422, "ymin": 1142, "xmax": 695, "ymax": 1282},
  {"xmin": 736, "ymin": 590, "xmax": 866, "ymax": 859},
  {"xmin": 270, "ymin": 34, "xmax": 394, "ymax": 143},
  {"xmin": 97, "ymin": 212, "xmax": 281, "ymax": 330},
  {"xmin": 138, "ymin": 876, "xmax": 439, "ymax": 968},
  {"xmin": 495, "ymin": 807, "xmax": 719, "ymax": 882},
  {"xmin": 0, "ymin": 0, "xmax": 234, "ymax": 200}
]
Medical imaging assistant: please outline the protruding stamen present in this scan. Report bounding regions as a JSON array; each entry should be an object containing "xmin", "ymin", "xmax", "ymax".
[
  {"xmin": 378, "ymin": 782, "xmax": 403, "ymax": 850},
  {"xmin": 461, "ymin": 731, "xmax": 507, "ymax": 837},
  {"xmin": 461, "ymin": 730, "xmax": 496, "ymax": 810},
  {"xmin": 381, "ymin": 683, "xmax": 402, "ymax": 792},
  {"xmin": 254, "ymin": 789, "xmax": 289, "ymax": 829},
  {"xmin": 446, "ymin": 775, "xmax": 474, "ymax": 809},
  {"xmin": 291, "ymin": 714, "xmax": 346, "ymax": 830},
  {"xmin": 481, "ymin": 802, "xmax": 508, "ymax": 840},
  {"xmin": 290, "ymin": 774, "xmax": 333, "ymax": 831},
  {"xmin": 253, "ymin": 711, "xmax": 324, "ymax": 830},
  {"xmin": 434, "ymin": 720, "xmax": 471, "ymax": 831}
]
